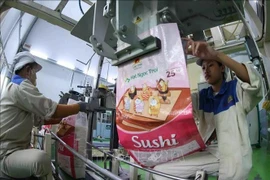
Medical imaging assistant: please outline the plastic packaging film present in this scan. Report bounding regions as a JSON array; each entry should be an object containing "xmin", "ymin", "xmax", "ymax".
[{"xmin": 116, "ymin": 23, "xmax": 205, "ymax": 167}]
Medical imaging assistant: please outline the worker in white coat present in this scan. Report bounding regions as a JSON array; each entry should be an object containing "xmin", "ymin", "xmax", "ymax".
[
  {"xmin": 153, "ymin": 38, "xmax": 263, "ymax": 180},
  {"xmin": 0, "ymin": 52, "xmax": 96, "ymax": 179}
]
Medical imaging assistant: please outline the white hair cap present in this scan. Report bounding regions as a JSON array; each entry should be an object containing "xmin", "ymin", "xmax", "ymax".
[{"xmin": 13, "ymin": 51, "xmax": 42, "ymax": 72}]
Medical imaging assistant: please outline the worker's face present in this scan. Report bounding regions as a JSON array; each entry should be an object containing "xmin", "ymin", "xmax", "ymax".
[
  {"xmin": 26, "ymin": 66, "xmax": 37, "ymax": 86},
  {"xmin": 201, "ymin": 60, "xmax": 224, "ymax": 85}
]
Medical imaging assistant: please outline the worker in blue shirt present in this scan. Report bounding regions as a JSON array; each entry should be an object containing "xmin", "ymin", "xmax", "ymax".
[{"xmin": 154, "ymin": 38, "xmax": 263, "ymax": 180}]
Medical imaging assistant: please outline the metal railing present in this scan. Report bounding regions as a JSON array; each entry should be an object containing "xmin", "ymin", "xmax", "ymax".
[
  {"xmin": 87, "ymin": 141, "xmax": 189, "ymax": 180},
  {"xmin": 34, "ymin": 132, "xmax": 190, "ymax": 180},
  {"xmin": 49, "ymin": 131, "xmax": 122, "ymax": 180}
]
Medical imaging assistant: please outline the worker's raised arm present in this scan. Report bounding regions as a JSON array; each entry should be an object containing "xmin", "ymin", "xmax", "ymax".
[
  {"xmin": 183, "ymin": 38, "xmax": 250, "ymax": 83},
  {"xmin": 51, "ymin": 104, "xmax": 80, "ymax": 118},
  {"xmin": 216, "ymin": 52, "xmax": 250, "ymax": 84},
  {"xmin": 12, "ymin": 80, "xmax": 96, "ymax": 121},
  {"xmin": 51, "ymin": 99, "xmax": 98, "ymax": 118}
]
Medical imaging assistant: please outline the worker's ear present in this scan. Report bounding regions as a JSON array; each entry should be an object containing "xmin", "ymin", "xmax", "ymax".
[
  {"xmin": 24, "ymin": 65, "xmax": 32, "ymax": 73},
  {"xmin": 221, "ymin": 65, "xmax": 225, "ymax": 73}
]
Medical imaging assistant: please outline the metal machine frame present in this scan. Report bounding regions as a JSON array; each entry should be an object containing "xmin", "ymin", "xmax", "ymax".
[{"xmin": 71, "ymin": 0, "xmax": 246, "ymax": 66}]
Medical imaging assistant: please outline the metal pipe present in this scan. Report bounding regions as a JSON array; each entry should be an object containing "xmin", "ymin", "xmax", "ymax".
[
  {"xmin": 232, "ymin": 1, "xmax": 252, "ymax": 36},
  {"xmin": 50, "ymin": 131, "xmax": 122, "ymax": 180},
  {"xmin": 18, "ymin": 11, "xmax": 23, "ymax": 50},
  {"xmin": 17, "ymin": 16, "xmax": 38, "ymax": 52},
  {"xmin": 109, "ymin": 110, "xmax": 118, "ymax": 150},
  {"xmin": 4, "ymin": 1, "xmax": 76, "ymax": 31},
  {"xmin": 51, "ymin": 162, "xmax": 63, "ymax": 180},
  {"xmin": 2, "ymin": 12, "xmax": 37, "ymax": 84},
  {"xmin": 233, "ymin": 0, "xmax": 270, "ymax": 92},
  {"xmin": 0, "ymin": 37, "xmax": 9, "ymax": 71},
  {"xmin": 69, "ymin": 70, "xmax": 75, "ymax": 88},
  {"xmin": 2, "ymin": 11, "xmax": 25, "ymax": 49},
  {"xmin": 54, "ymin": 141, "xmax": 59, "ymax": 178},
  {"xmin": 34, "ymin": 134, "xmax": 57, "ymax": 140},
  {"xmin": 0, "ymin": 10, "xmax": 24, "ymax": 71},
  {"xmin": 86, "ymin": 142, "xmax": 189, "ymax": 180},
  {"xmin": 82, "ymin": 52, "xmax": 96, "ymax": 86},
  {"xmin": 87, "ymin": 112, "xmax": 95, "ymax": 160},
  {"xmin": 232, "ymin": 0, "xmax": 261, "ymax": 50},
  {"xmin": 95, "ymin": 56, "xmax": 104, "ymax": 89},
  {"xmin": 36, "ymin": 132, "xmax": 185, "ymax": 179}
]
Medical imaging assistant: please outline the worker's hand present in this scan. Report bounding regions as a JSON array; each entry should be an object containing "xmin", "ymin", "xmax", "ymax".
[
  {"xmin": 182, "ymin": 38, "xmax": 219, "ymax": 60},
  {"xmin": 78, "ymin": 102, "xmax": 95, "ymax": 113},
  {"xmin": 262, "ymin": 100, "xmax": 270, "ymax": 111}
]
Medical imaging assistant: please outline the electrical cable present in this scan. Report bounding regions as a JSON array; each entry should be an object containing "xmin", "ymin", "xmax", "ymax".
[{"xmin": 79, "ymin": 0, "xmax": 85, "ymax": 15}]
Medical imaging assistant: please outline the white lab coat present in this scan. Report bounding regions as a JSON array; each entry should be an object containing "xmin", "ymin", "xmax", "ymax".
[
  {"xmin": 153, "ymin": 61, "xmax": 263, "ymax": 180},
  {"xmin": 0, "ymin": 79, "xmax": 57, "ymax": 178}
]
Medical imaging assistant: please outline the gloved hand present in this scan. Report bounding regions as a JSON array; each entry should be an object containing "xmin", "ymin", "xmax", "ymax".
[
  {"xmin": 262, "ymin": 100, "xmax": 270, "ymax": 111},
  {"xmin": 78, "ymin": 99, "xmax": 99, "ymax": 113},
  {"xmin": 59, "ymin": 93, "xmax": 70, "ymax": 104},
  {"xmin": 78, "ymin": 102, "xmax": 93, "ymax": 113}
]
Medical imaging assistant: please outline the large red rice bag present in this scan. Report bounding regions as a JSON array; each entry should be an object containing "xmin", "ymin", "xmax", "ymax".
[{"xmin": 116, "ymin": 23, "xmax": 205, "ymax": 167}]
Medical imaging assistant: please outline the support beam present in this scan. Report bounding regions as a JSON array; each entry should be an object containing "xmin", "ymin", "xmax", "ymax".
[
  {"xmin": 0, "ymin": 34, "xmax": 9, "ymax": 70},
  {"xmin": 55, "ymin": 0, "xmax": 68, "ymax": 12},
  {"xmin": 4, "ymin": 0, "xmax": 77, "ymax": 32},
  {"xmin": 210, "ymin": 27, "xmax": 225, "ymax": 47},
  {"xmin": 244, "ymin": 0, "xmax": 263, "ymax": 38},
  {"xmin": 262, "ymin": 42, "xmax": 270, "ymax": 92},
  {"xmin": 3, "ymin": 11, "xmax": 25, "ymax": 49},
  {"xmin": 17, "ymin": 16, "xmax": 38, "ymax": 53},
  {"xmin": 264, "ymin": 42, "xmax": 270, "ymax": 63},
  {"xmin": 82, "ymin": 0, "xmax": 94, "ymax": 6}
]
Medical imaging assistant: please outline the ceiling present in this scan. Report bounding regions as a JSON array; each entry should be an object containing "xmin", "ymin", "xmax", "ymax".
[{"xmin": 1, "ymin": 0, "xmax": 119, "ymax": 84}]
